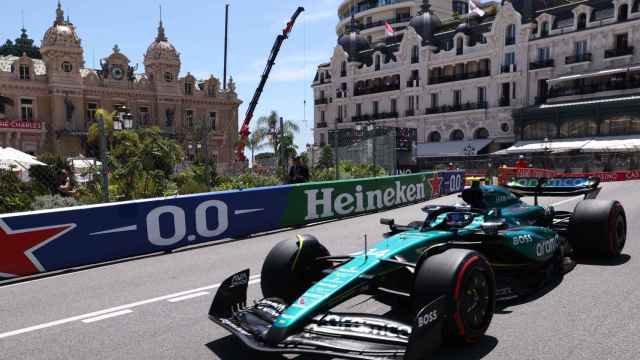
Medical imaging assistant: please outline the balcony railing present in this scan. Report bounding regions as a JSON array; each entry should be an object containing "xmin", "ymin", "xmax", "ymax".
[
  {"xmin": 499, "ymin": 97, "xmax": 511, "ymax": 107},
  {"xmin": 351, "ymin": 112, "xmax": 398, "ymax": 122},
  {"xmin": 356, "ymin": 14, "xmax": 412, "ymax": 32},
  {"xmin": 406, "ymin": 79, "xmax": 420, "ymax": 88},
  {"xmin": 336, "ymin": 90, "xmax": 348, "ymax": 98},
  {"xmin": 335, "ymin": 117, "xmax": 343, "ymax": 123},
  {"xmin": 353, "ymin": 83, "xmax": 401, "ymax": 96},
  {"xmin": 548, "ymin": 79, "xmax": 640, "ymax": 98},
  {"xmin": 566, "ymin": 53, "xmax": 592, "ymax": 64},
  {"xmin": 405, "ymin": 109, "xmax": 415, "ymax": 117},
  {"xmin": 314, "ymin": 98, "xmax": 329, "ymax": 105},
  {"xmin": 529, "ymin": 59, "xmax": 554, "ymax": 70},
  {"xmin": 425, "ymin": 101, "xmax": 488, "ymax": 115},
  {"xmin": 428, "ymin": 70, "xmax": 490, "ymax": 85},
  {"xmin": 505, "ymin": 37, "xmax": 516, "ymax": 46},
  {"xmin": 501, "ymin": 64, "xmax": 517, "ymax": 73},
  {"xmin": 317, "ymin": 122, "xmax": 328, "ymax": 128},
  {"xmin": 605, "ymin": 47, "xmax": 634, "ymax": 58}
]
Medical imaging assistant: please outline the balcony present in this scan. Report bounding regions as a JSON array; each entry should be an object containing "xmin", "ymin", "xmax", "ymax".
[
  {"xmin": 428, "ymin": 70, "xmax": 490, "ymax": 85},
  {"xmin": 314, "ymin": 98, "xmax": 329, "ymax": 106},
  {"xmin": 501, "ymin": 64, "xmax": 517, "ymax": 73},
  {"xmin": 351, "ymin": 112, "xmax": 398, "ymax": 122},
  {"xmin": 317, "ymin": 122, "xmax": 328, "ymax": 128},
  {"xmin": 339, "ymin": 0, "xmax": 411, "ymax": 21},
  {"xmin": 529, "ymin": 59, "xmax": 554, "ymax": 70},
  {"xmin": 406, "ymin": 79, "xmax": 420, "ymax": 88},
  {"xmin": 565, "ymin": 53, "xmax": 592, "ymax": 64},
  {"xmin": 353, "ymin": 82, "xmax": 400, "ymax": 97},
  {"xmin": 605, "ymin": 47, "xmax": 634, "ymax": 59},
  {"xmin": 548, "ymin": 78, "xmax": 640, "ymax": 99},
  {"xmin": 425, "ymin": 101, "xmax": 488, "ymax": 115},
  {"xmin": 336, "ymin": 90, "xmax": 348, "ymax": 98},
  {"xmin": 335, "ymin": 117, "xmax": 343, "ymax": 123},
  {"xmin": 499, "ymin": 97, "xmax": 511, "ymax": 107},
  {"xmin": 357, "ymin": 14, "xmax": 411, "ymax": 32},
  {"xmin": 405, "ymin": 109, "xmax": 415, "ymax": 117}
]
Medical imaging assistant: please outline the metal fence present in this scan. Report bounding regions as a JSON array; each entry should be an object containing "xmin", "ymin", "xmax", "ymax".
[{"xmin": 334, "ymin": 130, "xmax": 398, "ymax": 174}]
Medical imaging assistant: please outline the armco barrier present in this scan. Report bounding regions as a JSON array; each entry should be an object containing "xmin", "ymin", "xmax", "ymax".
[{"xmin": 0, "ymin": 171, "xmax": 464, "ymax": 280}]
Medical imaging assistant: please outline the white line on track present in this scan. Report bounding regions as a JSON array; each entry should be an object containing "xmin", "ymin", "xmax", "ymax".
[
  {"xmin": 167, "ymin": 291, "xmax": 210, "ymax": 303},
  {"xmin": 0, "ymin": 275, "xmax": 260, "ymax": 340},
  {"xmin": 81, "ymin": 310, "xmax": 133, "ymax": 324}
]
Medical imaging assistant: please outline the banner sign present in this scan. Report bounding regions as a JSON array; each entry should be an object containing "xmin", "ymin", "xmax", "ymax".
[
  {"xmin": 0, "ymin": 120, "xmax": 43, "ymax": 130},
  {"xmin": 0, "ymin": 171, "xmax": 464, "ymax": 279},
  {"xmin": 499, "ymin": 167, "xmax": 640, "ymax": 184}
]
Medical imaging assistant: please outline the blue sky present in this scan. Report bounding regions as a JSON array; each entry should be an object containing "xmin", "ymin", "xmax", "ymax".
[{"xmin": 0, "ymin": 0, "xmax": 343, "ymax": 153}]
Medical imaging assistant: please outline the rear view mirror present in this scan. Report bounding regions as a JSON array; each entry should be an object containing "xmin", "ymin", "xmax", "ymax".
[{"xmin": 380, "ymin": 218, "xmax": 395, "ymax": 226}]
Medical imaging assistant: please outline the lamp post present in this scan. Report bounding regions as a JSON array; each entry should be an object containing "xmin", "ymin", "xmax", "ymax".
[
  {"xmin": 334, "ymin": 121, "xmax": 340, "ymax": 180},
  {"xmin": 97, "ymin": 113, "xmax": 109, "ymax": 202},
  {"xmin": 543, "ymin": 137, "xmax": 551, "ymax": 169}
]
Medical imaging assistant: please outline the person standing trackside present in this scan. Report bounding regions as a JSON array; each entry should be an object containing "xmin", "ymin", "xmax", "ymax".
[
  {"xmin": 288, "ymin": 156, "xmax": 310, "ymax": 184},
  {"xmin": 515, "ymin": 155, "xmax": 528, "ymax": 169}
]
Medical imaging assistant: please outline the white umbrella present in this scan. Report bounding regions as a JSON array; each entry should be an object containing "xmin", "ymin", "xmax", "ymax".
[{"xmin": 0, "ymin": 147, "xmax": 45, "ymax": 166}]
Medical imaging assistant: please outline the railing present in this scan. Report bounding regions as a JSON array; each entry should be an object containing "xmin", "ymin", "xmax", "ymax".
[
  {"xmin": 499, "ymin": 97, "xmax": 511, "ymax": 107},
  {"xmin": 351, "ymin": 112, "xmax": 398, "ymax": 122},
  {"xmin": 336, "ymin": 91, "xmax": 348, "ymax": 98},
  {"xmin": 529, "ymin": 59, "xmax": 554, "ymax": 70},
  {"xmin": 315, "ymin": 98, "xmax": 329, "ymax": 105},
  {"xmin": 605, "ymin": 47, "xmax": 634, "ymax": 58},
  {"xmin": 353, "ymin": 83, "xmax": 401, "ymax": 96},
  {"xmin": 428, "ymin": 70, "xmax": 490, "ymax": 85},
  {"xmin": 405, "ymin": 109, "xmax": 415, "ymax": 117},
  {"xmin": 501, "ymin": 64, "xmax": 517, "ymax": 73},
  {"xmin": 339, "ymin": 0, "xmax": 410, "ymax": 20},
  {"xmin": 356, "ymin": 15, "xmax": 411, "ymax": 32},
  {"xmin": 406, "ymin": 79, "xmax": 420, "ymax": 88},
  {"xmin": 425, "ymin": 101, "xmax": 488, "ymax": 115},
  {"xmin": 505, "ymin": 37, "xmax": 516, "ymax": 46},
  {"xmin": 548, "ymin": 79, "xmax": 640, "ymax": 98},
  {"xmin": 566, "ymin": 53, "xmax": 592, "ymax": 64},
  {"xmin": 335, "ymin": 117, "xmax": 343, "ymax": 123},
  {"xmin": 340, "ymin": 70, "xmax": 347, "ymax": 77},
  {"xmin": 317, "ymin": 122, "xmax": 328, "ymax": 128}
]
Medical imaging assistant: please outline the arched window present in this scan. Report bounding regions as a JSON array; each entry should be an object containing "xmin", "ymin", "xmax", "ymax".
[
  {"xmin": 450, "ymin": 129, "xmax": 465, "ymax": 141},
  {"xmin": 456, "ymin": 37, "xmax": 464, "ymax": 55},
  {"xmin": 411, "ymin": 45, "xmax": 419, "ymax": 64},
  {"xmin": 540, "ymin": 21, "xmax": 549, "ymax": 37},
  {"xmin": 577, "ymin": 13, "xmax": 587, "ymax": 30},
  {"xmin": 428, "ymin": 131, "xmax": 441, "ymax": 142},
  {"xmin": 618, "ymin": 4, "xmax": 629, "ymax": 21},
  {"xmin": 474, "ymin": 127, "xmax": 490, "ymax": 139}
]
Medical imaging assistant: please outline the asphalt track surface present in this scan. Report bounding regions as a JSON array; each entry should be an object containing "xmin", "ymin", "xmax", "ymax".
[{"xmin": 0, "ymin": 181, "xmax": 638, "ymax": 360}]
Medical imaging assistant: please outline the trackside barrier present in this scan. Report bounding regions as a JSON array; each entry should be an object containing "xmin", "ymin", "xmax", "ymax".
[
  {"xmin": 497, "ymin": 167, "xmax": 640, "ymax": 185},
  {"xmin": 0, "ymin": 171, "xmax": 464, "ymax": 280}
]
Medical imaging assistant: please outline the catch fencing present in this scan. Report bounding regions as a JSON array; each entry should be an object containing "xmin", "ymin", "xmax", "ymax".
[{"xmin": 0, "ymin": 170, "xmax": 464, "ymax": 280}]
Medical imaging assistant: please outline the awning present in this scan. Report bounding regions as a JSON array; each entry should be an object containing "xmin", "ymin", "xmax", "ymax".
[
  {"xmin": 417, "ymin": 139, "xmax": 492, "ymax": 158},
  {"xmin": 539, "ymin": 94, "xmax": 640, "ymax": 109},
  {"xmin": 548, "ymin": 65, "xmax": 640, "ymax": 84},
  {"xmin": 493, "ymin": 135, "xmax": 640, "ymax": 154}
]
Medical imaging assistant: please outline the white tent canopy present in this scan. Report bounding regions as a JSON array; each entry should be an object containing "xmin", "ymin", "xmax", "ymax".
[
  {"xmin": 0, "ymin": 147, "xmax": 46, "ymax": 181},
  {"xmin": 494, "ymin": 135, "xmax": 640, "ymax": 155}
]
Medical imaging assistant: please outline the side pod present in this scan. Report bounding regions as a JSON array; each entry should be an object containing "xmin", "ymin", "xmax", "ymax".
[
  {"xmin": 209, "ymin": 269, "xmax": 250, "ymax": 319},
  {"xmin": 404, "ymin": 296, "xmax": 446, "ymax": 360}
]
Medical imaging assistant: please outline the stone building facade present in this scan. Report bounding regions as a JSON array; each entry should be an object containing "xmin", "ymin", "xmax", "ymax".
[
  {"xmin": 313, "ymin": 0, "xmax": 640, "ymax": 162},
  {"xmin": 0, "ymin": 2, "xmax": 241, "ymax": 173}
]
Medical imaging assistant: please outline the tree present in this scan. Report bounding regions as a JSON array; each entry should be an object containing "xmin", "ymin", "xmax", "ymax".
[
  {"xmin": 255, "ymin": 111, "xmax": 300, "ymax": 170},
  {"xmin": 317, "ymin": 145, "xmax": 334, "ymax": 170},
  {"xmin": 247, "ymin": 127, "xmax": 267, "ymax": 168}
]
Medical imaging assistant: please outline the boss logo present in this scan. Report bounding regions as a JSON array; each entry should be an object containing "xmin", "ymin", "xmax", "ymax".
[
  {"xmin": 513, "ymin": 234, "xmax": 534, "ymax": 246},
  {"xmin": 417, "ymin": 310, "xmax": 438, "ymax": 328}
]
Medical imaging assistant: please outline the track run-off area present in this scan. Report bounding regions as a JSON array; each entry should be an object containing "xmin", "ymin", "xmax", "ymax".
[{"xmin": 0, "ymin": 180, "xmax": 639, "ymax": 360}]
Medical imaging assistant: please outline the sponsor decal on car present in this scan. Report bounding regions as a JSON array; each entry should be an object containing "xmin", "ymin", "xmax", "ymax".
[
  {"xmin": 417, "ymin": 310, "xmax": 438, "ymax": 328},
  {"xmin": 536, "ymin": 235, "xmax": 560, "ymax": 257},
  {"xmin": 513, "ymin": 234, "xmax": 534, "ymax": 246},
  {"xmin": 307, "ymin": 314, "xmax": 412, "ymax": 341}
]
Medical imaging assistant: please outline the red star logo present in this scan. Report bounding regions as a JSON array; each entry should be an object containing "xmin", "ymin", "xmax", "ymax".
[
  {"xmin": 429, "ymin": 176, "xmax": 443, "ymax": 198},
  {"xmin": 0, "ymin": 220, "xmax": 75, "ymax": 278}
]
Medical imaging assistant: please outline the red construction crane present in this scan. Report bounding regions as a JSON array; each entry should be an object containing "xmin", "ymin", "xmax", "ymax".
[{"xmin": 234, "ymin": 6, "xmax": 305, "ymax": 162}]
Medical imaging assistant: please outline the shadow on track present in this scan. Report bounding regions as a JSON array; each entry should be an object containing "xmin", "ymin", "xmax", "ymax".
[
  {"xmin": 207, "ymin": 334, "xmax": 498, "ymax": 360},
  {"xmin": 574, "ymin": 253, "xmax": 631, "ymax": 267}
]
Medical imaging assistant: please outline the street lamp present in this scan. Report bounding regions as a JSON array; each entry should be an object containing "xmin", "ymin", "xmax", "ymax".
[{"xmin": 543, "ymin": 137, "xmax": 552, "ymax": 169}]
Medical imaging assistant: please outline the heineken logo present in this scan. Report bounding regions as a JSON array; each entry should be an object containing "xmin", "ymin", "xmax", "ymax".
[{"xmin": 304, "ymin": 180, "xmax": 429, "ymax": 221}]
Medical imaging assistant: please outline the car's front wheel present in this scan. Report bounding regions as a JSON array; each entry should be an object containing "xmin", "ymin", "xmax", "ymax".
[
  {"xmin": 412, "ymin": 249, "xmax": 495, "ymax": 343},
  {"xmin": 260, "ymin": 235, "xmax": 330, "ymax": 304}
]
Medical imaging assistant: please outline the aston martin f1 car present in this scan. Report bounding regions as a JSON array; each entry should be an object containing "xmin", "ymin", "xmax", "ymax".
[{"xmin": 209, "ymin": 177, "xmax": 627, "ymax": 360}]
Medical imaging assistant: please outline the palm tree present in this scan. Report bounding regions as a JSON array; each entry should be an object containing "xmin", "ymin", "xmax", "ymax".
[
  {"xmin": 247, "ymin": 127, "xmax": 267, "ymax": 169},
  {"xmin": 255, "ymin": 111, "xmax": 300, "ymax": 170}
]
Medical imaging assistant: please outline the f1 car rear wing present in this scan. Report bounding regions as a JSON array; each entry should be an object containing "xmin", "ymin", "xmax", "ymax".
[{"xmin": 504, "ymin": 177, "xmax": 601, "ymax": 205}]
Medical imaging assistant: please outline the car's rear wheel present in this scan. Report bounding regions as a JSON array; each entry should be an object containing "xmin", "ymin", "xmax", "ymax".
[
  {"xmin": 412, "ymin": 249, "xmax": 495, "ymax": 343},
  {"xmin": 569, "ymin": 200, "xmax": 626, "ymax": 257},
  {"xmin": 260, "ymin": 235, "xmax": 330, "ymax": 304}
]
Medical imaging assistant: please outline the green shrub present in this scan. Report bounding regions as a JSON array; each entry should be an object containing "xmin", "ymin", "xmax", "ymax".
[{"xmin": 0, "ymin": 170, "xmax": 34, "ymax": 214}]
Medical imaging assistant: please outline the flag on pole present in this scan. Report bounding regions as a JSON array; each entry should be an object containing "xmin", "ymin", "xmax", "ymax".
[
  {"xmin": 469, "ymin": 0, "xmax": 486, "ymax": 17},
  {"xmin": 384, "ymin": 21, "xmax": 395, "ymax": 37}
]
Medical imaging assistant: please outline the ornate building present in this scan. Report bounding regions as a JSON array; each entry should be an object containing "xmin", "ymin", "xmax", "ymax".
[
  {"xmin": 0, "ymin": 2, "xmax": 241, "ymax": 173},
  {"xmin": 313, "ymin": 0, "xmax": 640, "ymax": 166}
]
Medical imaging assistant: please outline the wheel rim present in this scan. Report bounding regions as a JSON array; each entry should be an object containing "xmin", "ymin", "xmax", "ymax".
[
  {"xmin": 460, "ymin": 270, "xmax": 491, "ymax": 330},
  {"xmin": 614, "ymin": 215, "xmax": 626, "ymax": 252}
]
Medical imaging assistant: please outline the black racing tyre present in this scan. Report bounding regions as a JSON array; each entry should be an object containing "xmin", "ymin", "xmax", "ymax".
[
  {"xmin": 260, "ymin": 235, "xmax": 330, "ymax": 304},
  {"xmin": 569, "ymin": 200, "xmax": 626, "ymax": 257},
  {"xmin": 412, "ymin": 249, "xmax": 495, "ymax": 343}
]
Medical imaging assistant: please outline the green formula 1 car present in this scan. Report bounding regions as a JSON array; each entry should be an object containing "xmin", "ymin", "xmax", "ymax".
[{"xmin": 208, "ymin": 177, "xmax": 626, "ymax": 360}]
